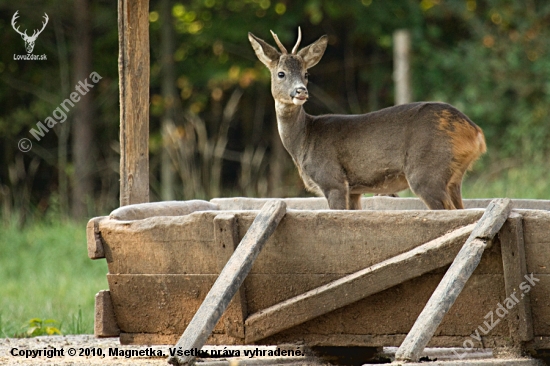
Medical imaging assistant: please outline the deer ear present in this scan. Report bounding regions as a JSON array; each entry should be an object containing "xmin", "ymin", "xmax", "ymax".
[
  {"xmin": 297, "ymin": 35, "xmax": 328, "ymax": 69},
  {"xmin": 249, "ymin": 32, "xmax": 280, "ymax": 69}
]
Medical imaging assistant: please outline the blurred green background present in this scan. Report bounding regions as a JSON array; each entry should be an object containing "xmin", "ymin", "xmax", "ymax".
[{"xmin": 0, "ymin": 0, "xmax": 549, "ymax": 336}]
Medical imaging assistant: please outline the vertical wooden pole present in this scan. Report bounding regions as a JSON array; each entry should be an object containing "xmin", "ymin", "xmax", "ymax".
[
  {"xmin": 393, "ymin": 29, "xmax": 412, "ymax": 105},
  {"xmin": 500, "ymin": 213, "xmax": 534, "ymax": 344},
  {"xmin": 118, "ymin": 0, "xmax": 150, "ymax": 206}
]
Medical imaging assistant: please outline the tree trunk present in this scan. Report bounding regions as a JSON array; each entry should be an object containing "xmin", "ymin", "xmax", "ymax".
[
  {"xmin": 160, "ymin": 0, "xmax": 176, "ymax": 201},
  {"xmin": 72, "ymin": 0, "xmax": 94, "ymax": 218}
]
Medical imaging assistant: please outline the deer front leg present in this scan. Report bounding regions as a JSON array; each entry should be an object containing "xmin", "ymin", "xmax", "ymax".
[
  {"xmin": 349, "ymin": 194, "xmax": 362, "ymax": 210},
  {"xmin": 315, "ymin": 171, "xmax": 351, "ymax": 209},
  {"xmin": 326, "ymin": 189, "xmax": 347, "ymax": 209}
]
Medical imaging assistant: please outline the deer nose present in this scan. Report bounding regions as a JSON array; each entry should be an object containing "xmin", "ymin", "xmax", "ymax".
[{"xmin": 290, "ymin": 87, "xmax": 308, "ymax": 99}]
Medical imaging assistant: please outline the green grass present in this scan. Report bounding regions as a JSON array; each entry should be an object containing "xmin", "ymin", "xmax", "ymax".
[
  {"xmin": 371, "ymin": 161, "xmax": 550, "ymax": 201},
  {"xmin": 464, "ymin": 161, "xmax": 550, "ymax": 200},
  {"xmin": 0, "ymin": 220, "xmax": 108, "ymax": 337}
]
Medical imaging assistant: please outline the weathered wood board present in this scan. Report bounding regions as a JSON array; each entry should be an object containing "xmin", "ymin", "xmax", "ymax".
[{"xmin": 88, "ymin": 197, "xmax": 550, "ymax": 348}]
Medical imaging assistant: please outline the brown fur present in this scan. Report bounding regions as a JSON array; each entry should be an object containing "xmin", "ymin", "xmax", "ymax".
[
  {"xmin": 249, "ymin": 30, "xmax": 486, "ymax": 210},
  {"xmin": 437, "ymin": 110, "xmax": 487, "ymax": 209}
]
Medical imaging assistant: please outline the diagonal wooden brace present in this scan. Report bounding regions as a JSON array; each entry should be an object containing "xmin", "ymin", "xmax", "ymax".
[
  {"xmin": 168, "ymin": 200, "xmax": 286, "ymax": 366},
  {"xmin": 395, "ymin": 198, "xmax": 512, "ymax": 362},
  {"xmin": 244, "ymin": 222, "xmax": 477, "ymax": 342}
]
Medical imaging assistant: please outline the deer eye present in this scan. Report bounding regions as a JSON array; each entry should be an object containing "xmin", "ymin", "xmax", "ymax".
[
  {"xmin": 277, "ymin": 72, "xmax": 285, "ymax": 79},
  {"xmin": 304, "ymin": 72, "xmax": 309, "ymax": 80}
]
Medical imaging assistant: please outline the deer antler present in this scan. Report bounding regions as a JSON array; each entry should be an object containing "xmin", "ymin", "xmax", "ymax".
[
  {"xmin": 11, "ymin": 11, "xmax": 28, "ymax": 37},
  {"xmin": 29, "ymin": 13, "xmax": 48, "ymax": 40},
  {"xmin": 270, "ymin": 30, "xmax": 288, "ymax": 54},
  {"xmin": 291, "ymin": 27, "xmax": 302, "ymax": 54}
]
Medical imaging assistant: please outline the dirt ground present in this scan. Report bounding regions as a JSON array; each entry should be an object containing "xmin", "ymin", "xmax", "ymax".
[
  {"xmin": 0, "ymin": 335, "xmax": 170, "ymax": 365},
  {"xmin": 2, "ymin": 335, "xmax": 546, "ymax": 365},
  {"xmin": 0, "ymin": 335, "xmax": 319, "ymax": 365}
]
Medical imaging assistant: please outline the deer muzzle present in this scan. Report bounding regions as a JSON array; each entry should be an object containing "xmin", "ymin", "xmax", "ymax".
[{"xmin": 290, "ymin": 87, "xmax": 308, "ymax": 105}]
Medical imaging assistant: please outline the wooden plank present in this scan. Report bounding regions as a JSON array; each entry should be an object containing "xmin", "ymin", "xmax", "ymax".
[
  {"xmin": 106, "ymin": 273, "xmax": 511, "ymax": 339},
  {"xmin": 214, "ymin": 214, "xmax": 247, "ymax": 339},
  {"xmin": 245, "ymin": 223, "xmax": 477, "ymax": 342},
  {"xmin": 118, "ymin": 0, "xmax": 150, "ymax": 206},
  {"xmin": 530, "ymin": 274, "xmax": 550, "ymax": 335},
  {"xmin": 211, "ymin": 197, "xmax": 550, "ymax": 211},
  {"xmin": 499, "ymin": 212, "xmax": 534, "ymax": 343},
  {"xmin": 99, "ymin": 209, "xmax": 484, "ymax": 275},
  {"xmin": 94, "ymin": 290, "xmax": 120, "ymax": 337},
  {"xmin": 110, "ymin": 200, "xmax": 218, "ymax": 220},
  {"xmin": 168, "ymin": 200, "xmax": 286, "ymax": 366},
  {"xmin": 395, "ymin": 198, "xmax": 512, "ymax": 362},
  {"xmin": 367, "ymin": 360, "xmax": 545, "ymax": 366},
  {"xmin": 520, "ymin": 210, "xmax": 550, "ymax": 274},
  {"xmin": 118, "ymin": 332, "xmax": 516, "ymax": 348},
  {"xmin": 120, "ymin": 332, "xmax": 238, "ymax": 346},
  {"xmin": 87, "ymin": 216, "xmax": 107, "ymax": 259},
  {"xmin": 99, "ymin": 212, "xmax": 218, "ymax": 275}
]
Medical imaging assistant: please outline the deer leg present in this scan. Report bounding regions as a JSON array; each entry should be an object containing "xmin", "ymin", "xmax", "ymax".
[
  {"xmin": 448, "ymin": 182, "xmax": 464, "ymax": 209},
  {"xmin": 325, "ymin": 188, "xmax": 348, "ymax": 209},
  {"xmin": 408, "ymin": 177, "xmax": 455, "ymax": 210},
  {"xmin": 375, "ymin": 193, "xmax": 399, "ymax": 197},
  {"xmin": 349, "ymin": 194, "xmax": 362, "ymax": 210}
]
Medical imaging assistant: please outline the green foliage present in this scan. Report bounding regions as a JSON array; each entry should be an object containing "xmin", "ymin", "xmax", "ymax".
[
  {"xmin": 1, "ymin": 0, "xmax": 550, "ymax": 220},
  {"xmin": 0, "ymin": 220, "xmax": 108, "ymax": 336},
  {"xmin": 24, "ymin": 318, "xmax": 62, "ymax": 337}
]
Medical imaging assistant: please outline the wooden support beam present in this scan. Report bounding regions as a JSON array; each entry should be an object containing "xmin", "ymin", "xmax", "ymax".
[
  {"xmin": 214, "ymin": 214, "xmax": 248, "ymax": 339},
  {"xmin": 94, "ymin": 290, "xmax": 120, "ymax": 337},
  {"xmin": 244, "ymin": 223, "xmax": 477, "ymax": 343},
  {"xmin": 168, "ymin": 200, "xmax": 287, "ymax": 366},
  {"xmin": 87, "ymin": 216, "xmax": 107, "ymax": 259},
  {"xmin": 395, "ymin": 198, "xmax": 512, "ymax": 362},
  {"xmin": 500, "ymin": 212, "xmax": 534, "ymax": 343},
  {"xmin": 118, "ymin": 0, "xmax": 150, "ymax": 206}
]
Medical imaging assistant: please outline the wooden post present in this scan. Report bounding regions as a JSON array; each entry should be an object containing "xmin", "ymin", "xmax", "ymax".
[
  {"xmin": 94, "ymin": 290, "xmax": 120, "ymax": 337},
  {"xmin": 395, "ymin": 198, "xmax": 512, "ymax": 362},
  {"xmin": 245, "ymin": 223, "xmax": 476, "ymax": 342},
  {"xmin": 118, "ymin": 0, "xmax": 150, "ymax": 206},
  {"xmin": 168, "ymin": 200, "xmax": 287, "ymax": 366},
  {"xmin": 87, "ymin": 216, "xmax": 107, "ymax": 259},
  {"xmin": 393, "ymin": 29, "xmax": 412, "ymax": 105},
  {"xmin": 500, "ymin": 212, "xmax": 534, "ymax": 343}
]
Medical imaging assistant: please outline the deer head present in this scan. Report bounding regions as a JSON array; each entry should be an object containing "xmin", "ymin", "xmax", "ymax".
[
  {"xmin": 12, "ymin": 11, "xmax": 49, "ymax": 54},
  {"xmin": 248, "ymin": 27, "xmax": 328, "ymax": 107}
]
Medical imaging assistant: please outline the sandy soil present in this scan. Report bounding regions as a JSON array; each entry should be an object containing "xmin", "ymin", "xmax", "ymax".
[
  {"xmin": 0, "ymin": 335, "xmax": 170, "ymax": 365},
  {"xmin": 0, "ymin": 335, "xmax": 318, "ymax": 365}
]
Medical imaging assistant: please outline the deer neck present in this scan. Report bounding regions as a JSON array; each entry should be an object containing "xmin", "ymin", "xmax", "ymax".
[{"xmin": 275, "ymin": 100, "xmax": 308, "ymax": 159}]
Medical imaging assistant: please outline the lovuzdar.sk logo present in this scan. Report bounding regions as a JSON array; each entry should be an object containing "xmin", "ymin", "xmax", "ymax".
[{"xmin": 12, "ymin": 10, "xmax": 48, "ymax": 60}]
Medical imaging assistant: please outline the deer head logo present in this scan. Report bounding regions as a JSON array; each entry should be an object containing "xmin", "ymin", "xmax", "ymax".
[{"xmin": 11, "ymin": 11, "xmax": 49, "ymax": 54}]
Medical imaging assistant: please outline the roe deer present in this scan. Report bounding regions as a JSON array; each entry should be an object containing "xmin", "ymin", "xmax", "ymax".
[{"xmin": 248, "ymin": 28, "xmax": 486, "ymax": 210}]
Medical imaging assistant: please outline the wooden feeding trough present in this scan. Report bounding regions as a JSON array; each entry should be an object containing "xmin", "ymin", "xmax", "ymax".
[{"xmin": 87, "ymin": 196, "xmax": 550, "ymax": 364}]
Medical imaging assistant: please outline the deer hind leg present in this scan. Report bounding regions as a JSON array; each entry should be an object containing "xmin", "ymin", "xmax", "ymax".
[
  {"xmin": 446, "ymin": 157, "xmax": 476, "ymax": 210},
  {"xmin": 448, "ymin": 181, "xmax": 464, "ymax": 209},
  {"xmin": 408, "ymin": 175, "xmax": 456, "ymax": 210}
]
